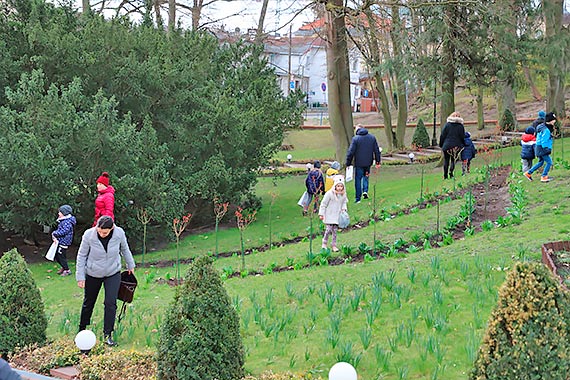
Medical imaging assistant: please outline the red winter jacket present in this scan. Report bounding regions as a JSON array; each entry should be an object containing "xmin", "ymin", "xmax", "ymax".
[{"xmin": 93, "ymin": 185, "xmax": 115, "ymax": 226}]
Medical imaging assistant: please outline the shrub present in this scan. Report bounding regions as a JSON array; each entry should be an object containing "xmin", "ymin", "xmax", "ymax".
[
  {"xmin": 411, "ymin": 118, "xmax": 431, "ymax": 148},
  {"xmin": 157, "ymin": 256, "xmax": 244, "ymax": 380},
  {"xmin": 80, "ymin": 349, "xmax": 156, "ymax": 380},
  {"xmin": 0, "ymin": 249, "xmax": 47, "ymax": 356},
  {"xmin": 10, "ymin": 338, "xmax": 103, "ymax": 375},
  {"xmin": 499, "ymin": 108, "xmax": 515, "ymax": 132},
  {"xmin": 470, "ymin": 262, "xmax": 570, "ymax": 380}
]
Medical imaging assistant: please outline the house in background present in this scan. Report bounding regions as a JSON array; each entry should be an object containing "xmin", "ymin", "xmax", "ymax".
[{"xmin": 261, "ymin": 18, "xmax": 364, "ymax": 109}]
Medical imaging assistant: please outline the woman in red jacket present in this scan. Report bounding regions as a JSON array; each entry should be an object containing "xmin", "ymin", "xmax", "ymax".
[{"xmin": 93, "ymin": 172, "xmax": 115, "ymax": 226}]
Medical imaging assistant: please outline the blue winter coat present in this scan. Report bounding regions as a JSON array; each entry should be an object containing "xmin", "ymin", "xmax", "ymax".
[
  {"xmin": 520, "ymin": 131, "xmax": 536, "ymax": 160},
  {"xmin": 52, "ymin": 215, "xmax": 76, "ymax": 246},
  {"xmin": 461, "ymin": 132, "xmax": 476, "ymax": 160},
  {"xmin": 534, "ymin": 123, "xmax": 553, "ymax": 157},
  {"xmin": 345, "ymin": 128, "xmax": 381, "ymax": 168},
  {"xmin": 305, "ymin": 169, "xmax": 324, "ymax": 195}
]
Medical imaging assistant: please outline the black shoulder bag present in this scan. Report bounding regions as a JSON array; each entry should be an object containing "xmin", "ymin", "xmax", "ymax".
[{"xmin": 117, "ymin": 271, "xmax": 137, "ymax": 323}]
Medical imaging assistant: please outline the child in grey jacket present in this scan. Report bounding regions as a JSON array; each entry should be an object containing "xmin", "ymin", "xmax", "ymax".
[{"xmin": 319, "ymin": 176, "xmax": 348, "ymax": 252}]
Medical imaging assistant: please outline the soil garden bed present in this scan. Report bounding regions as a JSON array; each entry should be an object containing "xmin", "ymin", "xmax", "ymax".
[{"xmin": 542, "ymin": 241, "xmax": 570, "ymax": 290}]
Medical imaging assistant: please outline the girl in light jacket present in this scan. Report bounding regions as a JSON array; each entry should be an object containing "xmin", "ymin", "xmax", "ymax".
[
  {"xmin": 319, "ymin": 176, "xmax": 348, "ymax": 252},
  {"xmin": 76, "ymin": 216, "xmax": 135, "ymax": 346}
]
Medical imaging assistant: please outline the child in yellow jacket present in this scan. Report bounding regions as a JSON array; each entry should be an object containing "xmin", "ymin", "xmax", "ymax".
[{"xmin": 325, "ymin": 161, "xmax": 341, "ymax": 192}]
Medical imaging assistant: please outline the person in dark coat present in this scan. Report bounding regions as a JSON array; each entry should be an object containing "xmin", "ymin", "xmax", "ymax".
[
  {"xmin": 439, "ymin": 112, "xmax": 466, "ymax": 179},
  {"xmin": 460, "ymin": 132, "xmax": 476, "ymax": 175},
  {"xmin": 520, "ymin": 126, "xmax": 536, "ymax": 173},
  {"xmin": 345, "ymin": 124, "xmax": 381, "ymax": 203},
  {"xmin": 303, "ymin": 160, "xmax": 325, "ymax": 215}
]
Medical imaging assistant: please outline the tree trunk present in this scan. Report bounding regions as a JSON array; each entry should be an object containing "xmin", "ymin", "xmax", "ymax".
[
  {"xmin": 522, "ymin": 66, "xmax": 542, "ymax": 101},
  {"xmin": 390, "ymin": 5, "xmax": 408, "ymax": 149},
  {"xmin": 191, "ymin": 0, "xmax": 204, "ymax": 31},
  {"xmin": 544, "ymin": 0, "xmax": 566, "ymax": 118},
  {"xmin": 82, "ymin": 0, "xmax": 91, "ymax": 14},
  {"xmin": 154, "ymin": 0, "xmax": 163, "ymax": 29},
  {"xmin": 255, "ymin": 0, "xmax": 269, "ymax": 43},
  {"xmin": 440, "ymin": 5, "xmax": 455, "ymax": 126},
  {"xmin": 325, "ymin": 0, "xmax": 354, "ymax": 164},
  {"xmin": 477, "ymin": 86, "xmax": 484, "ymax": 130},
  {"xmin": 168, "ymin": 0, "xmax": 176, "ymax": 32},
  {"xmin": 363, "ymin": 9, "xmax": 394, "ymax": 150}
]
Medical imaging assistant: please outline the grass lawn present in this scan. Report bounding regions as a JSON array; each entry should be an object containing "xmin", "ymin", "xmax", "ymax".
[{"xmin": 26, "ymin": 137, "xmax": 570, "ymax": 379}]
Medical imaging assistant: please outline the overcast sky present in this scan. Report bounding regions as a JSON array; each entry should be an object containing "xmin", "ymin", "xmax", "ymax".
[{"xmin": 201, "ymin": 0, "xmax": 314, "ymax": 34}]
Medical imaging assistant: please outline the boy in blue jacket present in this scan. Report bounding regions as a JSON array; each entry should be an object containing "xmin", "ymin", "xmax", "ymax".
[
  {"xmin": 52, "ymin": 205, "xmax": 77, "ymax": 276},
  {"xmin": 524, "ymin": 112, "xmax": 556, "ymax": 182},
  {"xmin": 461, "ymin": 132, "xmax": 476, "ymax": 175}
]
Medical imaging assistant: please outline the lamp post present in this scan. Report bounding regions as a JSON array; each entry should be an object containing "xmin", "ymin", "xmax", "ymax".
[
  {"xmin": 329, "ymin": 362, "xmax": 357, "ymax": 380},
  {"xmin": 75, "ymin": 330, "xmax": 96, "ymax": 354},
  {"xmin": 431, "ymin": 83, "xmax": 437, "ymax": 146}
]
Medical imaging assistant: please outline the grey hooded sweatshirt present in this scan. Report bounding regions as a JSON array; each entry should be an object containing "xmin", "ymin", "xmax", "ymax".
[{"xmin": 76, "ymin": 226, "xmax": 135, "ymax": 281}]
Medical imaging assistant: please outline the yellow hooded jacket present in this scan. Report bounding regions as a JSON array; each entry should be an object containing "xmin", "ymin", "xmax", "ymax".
[{"xmin": 325, "ymin": 167, "xmax": 339, "ymax": 192}]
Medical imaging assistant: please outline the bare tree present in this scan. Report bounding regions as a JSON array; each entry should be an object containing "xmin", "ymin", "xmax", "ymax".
[
  {"xmin": 323, "ymin": 0, "xmax": 354, "ymax": 162},
  {"xmin": 544, "ymin": 0, "xmax": 567, "ymax": 118}
]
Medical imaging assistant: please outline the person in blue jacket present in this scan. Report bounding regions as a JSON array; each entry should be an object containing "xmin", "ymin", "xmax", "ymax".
[
  {"xmin": 51, "ymin": 205, "xmax": 76, "ymax": 276},
  {"xmin": 461, "ymin": 132, "xmax": 476, "ymax": 175},
  {"xmin": 303, "ymin": 160, "xmax": 325, "ymax": 215},
  {"xmin": 524, "ymin": 112, "xmax": 557, "ymax": 182},
  {"xmin": 345, "ymin": 124, "xmax": 381, "ymax": 203},
  {"xmin": 439, "ymin": 112, "xmax": 465, "ymax": 179}
]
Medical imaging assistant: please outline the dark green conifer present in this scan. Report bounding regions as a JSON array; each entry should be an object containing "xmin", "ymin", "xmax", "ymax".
[
  {"xmin": 0, "ymin": 249, "xmax": 47, "ymax": 356},
  {"xmin": 157, "ymin": 255, "xmax": 244, "ymax": 380}
]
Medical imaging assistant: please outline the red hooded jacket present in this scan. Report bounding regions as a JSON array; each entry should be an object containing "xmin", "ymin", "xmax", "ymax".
[{"xmin": 93, "ymin": 186, "xmax": 115, "ymax": 226}]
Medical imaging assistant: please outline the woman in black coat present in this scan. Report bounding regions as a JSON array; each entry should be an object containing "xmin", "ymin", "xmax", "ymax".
[{"xmin": 439, "ymin": 112, "xmax": 466, "ymax": 179}]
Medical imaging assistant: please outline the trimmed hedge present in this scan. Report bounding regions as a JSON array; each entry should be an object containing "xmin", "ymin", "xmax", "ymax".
[
  {"xmin": 0, "ymin": 249, "xmax": 47, "ymax": 356},
  {"xmin": 471, "ymin": 262, "xmax": 570, "ymax": 379},
  {"xmin": 411, "ymin": 118, "xmax": 431, "ymax": 148},
  {"xmin": 157, "ymin": 255, "xmax": 244, "ymax": 380}
]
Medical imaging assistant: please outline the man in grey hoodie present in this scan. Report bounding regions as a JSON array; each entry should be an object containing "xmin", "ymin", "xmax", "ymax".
[{"xmin": 76, "ymin": 216, "xmax": 135, "ymax": 346}]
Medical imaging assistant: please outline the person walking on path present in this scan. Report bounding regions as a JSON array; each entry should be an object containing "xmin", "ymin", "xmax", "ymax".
[
  {"xmin": 77, "ymin": 216, "xmax": 135, "ymax": 347},
  {"xmin": 51, "ymin": 204, "xmax": 76, "ymax": 276},
  {"xmin": 439, "ymin": 112, "xmax": 466, "ymax": 179},
  {"xmin": 93, "ymin": 172, "xmax": 115, "ymax": 226},
  {"xmin": 524, "ymin": 112, "xmax": 557, "ymax": 182},
  {"xmin": 303, "ymin": 160, "xmax": 325, "ymax": 216},
  {"xmin": 319, "ymin": 176, "xmax": 348, "ymax": 252},
  {"xmin": 345, "ymin": 124, "xmax": 381, "ymax": 203},
  {"xmin": 461, "ymin": 131, "xmax": 476, "ymax": 175},
  {"xmin": 520, "ymin": 126, "xmax": 536, "ymax": 173}
]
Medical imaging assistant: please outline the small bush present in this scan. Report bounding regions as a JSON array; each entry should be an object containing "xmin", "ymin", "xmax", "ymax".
[
  {"xmin": 157, "ymin": 255, "xmax": 244, "ymax": 380},
  {"xmin": 411, "ymin": 118, "xmax": 431, "ymax": 148},
  {"xmin": 80, "ymin": 349, "xmax": 156, "ymax": 380},
  {"xmin": 499, "ymin": 109, "xmax": 515, "ymax": 132},
  {"xmin": 243, "ymin": 371, "xmax": 317, "ymax": 380},
  {"xmin": 0, "ymin": 249, "xmax": 47, "ymax": 356},
  {"xmin": 10, "ymin": 338, "xmax": 103, "ymax": 375},
  {"xmin": 470, "ymin": 262, "xmax": 570, "ymax": 379}
]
